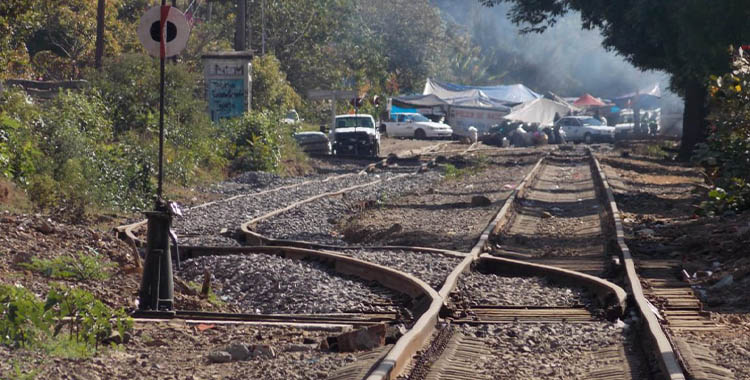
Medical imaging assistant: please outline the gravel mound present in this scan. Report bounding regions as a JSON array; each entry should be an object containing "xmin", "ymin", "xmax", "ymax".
[
  {"xmin": 173, "ymin": 173, "xmax": 372, "ymax": 246},
  {"xmin": 178, "ymin": 253, "xmax": 410, "ymax": 314},
  {"xmin": 335, "ymin": 249, "xmax": 464, "ymax": 290},
  {"xmin": 255, "ymin": 172, "xmax": 441, "ymax": 245},
  {"xmin": 451, "ymin": 270, "xmax": 592, "ymax": 307}
]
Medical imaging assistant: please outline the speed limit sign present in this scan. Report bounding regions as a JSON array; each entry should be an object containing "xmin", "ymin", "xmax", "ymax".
[{"xmin": 137, "ymin": 5, "xmax": 190, "ymax": 58}]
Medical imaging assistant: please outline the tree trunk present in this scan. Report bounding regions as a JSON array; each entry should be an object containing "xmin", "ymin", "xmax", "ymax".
[{"xmin": 679, "ymin": 79, "xmax": 708, "ymax": 160}]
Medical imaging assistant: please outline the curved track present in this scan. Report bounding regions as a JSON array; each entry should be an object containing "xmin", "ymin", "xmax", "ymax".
[{"xmin": 116, "ymin": 144, "xmax": 693, "ymax": 379}]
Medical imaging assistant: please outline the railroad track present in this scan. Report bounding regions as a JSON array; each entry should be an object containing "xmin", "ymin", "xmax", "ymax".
[
  {"xmin": 115, "ymin": 144, "xmax": 722, "ymax": 379},
  {"xmin": 367, "ymin": 147, "xmax": 688, "ymax": 380}
]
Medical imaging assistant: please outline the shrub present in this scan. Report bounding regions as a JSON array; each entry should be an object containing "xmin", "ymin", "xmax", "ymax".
[
  {"xmin": 0, "ymin": 284, "xmax": 131, "ymax": 355},
  {"xmin": 20, "ymin": 249, "xmax": 114, "ymax": 282},
  {"xmin": 696, "ymin": 46, "xmax": 750, "ymax": 214},
  {"xmin": 223, "ymin": 110, "xmax": 287, "ymax": 173}
]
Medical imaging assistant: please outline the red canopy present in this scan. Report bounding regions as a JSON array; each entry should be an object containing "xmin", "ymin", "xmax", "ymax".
[{"xmin": 573, "ymin": 93, "xmax": 606, "ymax": 107}]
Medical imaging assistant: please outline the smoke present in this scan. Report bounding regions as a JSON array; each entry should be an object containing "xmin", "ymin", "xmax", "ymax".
[{"xmin": 433, "ymin": 1, "xmax": 682, "ymax": 112}]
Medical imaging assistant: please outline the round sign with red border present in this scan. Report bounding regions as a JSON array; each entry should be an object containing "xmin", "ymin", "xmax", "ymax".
[{"xmin": 137, "ymin": 5, "xmax": 190, "ymax": 58}]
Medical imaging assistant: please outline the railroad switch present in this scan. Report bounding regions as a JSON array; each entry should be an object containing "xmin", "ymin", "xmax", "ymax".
[{"xmin": 137, "ymin": 200, "xmax": 176, "ymax": 315}]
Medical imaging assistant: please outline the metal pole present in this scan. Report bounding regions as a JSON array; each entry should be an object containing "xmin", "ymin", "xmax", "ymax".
[
  {"xmin": 235, "ymin": 0, "xmax": 246, "ymax": 50},
  {"xmin": 95, "ymin": 0, "xmax": 105, "ymax": 70},
  {"xmin": 158, "ymin": 42, "xmax": 165, "ymax": 199},
  {"xmin": 261, "ymin": 0, "xmax": 266, "ymax": 55}
]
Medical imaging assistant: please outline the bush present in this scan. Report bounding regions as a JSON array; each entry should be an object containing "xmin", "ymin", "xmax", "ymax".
[
  {"xmin": 0, "ymin": 284, "xmax": 131, "ymax": 355},
  {"xmin": 696, "ymin": 46, "xmax": 750, "ymax": 214},
  {"xmin": 20, "ymin": 249, "xmax": 114, "ymax": 282},
  {"xmin": 223, "ymin": 110, "xmax": 286, "ymax": 173}
]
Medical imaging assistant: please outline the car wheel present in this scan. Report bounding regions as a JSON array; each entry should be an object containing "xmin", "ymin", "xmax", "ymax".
[
  {"xmin": 414, "ymin": 129, "xmax": 426, "ymax": 139},
  {"xmin": 372, "ymin": 143, "xmax": 380, "ymax": 158},
  {"xmin": 584, "ymin": 133, "xmax": 592, "ymax": 144}
]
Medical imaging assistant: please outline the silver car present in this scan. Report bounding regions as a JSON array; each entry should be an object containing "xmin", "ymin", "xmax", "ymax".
[{"xmin": 555, "ymin": 116, "xmax": 615, "ymax": 144}]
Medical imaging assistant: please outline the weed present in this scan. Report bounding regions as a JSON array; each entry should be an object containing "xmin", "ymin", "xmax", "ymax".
[
  {"xmin": 6, "ymin": 361, "xmax": 39, "ymax": 380},
  {"xmin": 20, "ymin": 249, "xmax": 114, "ymax": 282},
  {"xmin": 0, "ymin": 283, "xmax": 132, "ymax": 356},
  {"xmin": 187, "ymin": 282, "xmax": 225, "ymax": 307}
]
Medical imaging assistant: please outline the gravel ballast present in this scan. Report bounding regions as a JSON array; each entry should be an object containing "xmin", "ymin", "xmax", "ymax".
[
  {"xmin": 457, "ymin": 322, "xmax": 634, "ymax": 379},
  {"xmin": 178, "ymin": 253, "xmax": 410, "ymax": 314},
  {"xmin": 254, "ymin": 171, "xmax": 442, "ymax": 245},
  {"xmin": 333, "ymin": 249, "xmax": 464, "ymax": 290},
  {"xmin": 450, "ymin": 270, "xmax": 593, "ymax": 307},
  {"xmin": 173, "ymin": 173, "xmax": 375, "ymax": 246}
]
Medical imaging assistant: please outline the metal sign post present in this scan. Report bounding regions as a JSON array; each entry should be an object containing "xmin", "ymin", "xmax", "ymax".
[{"xmin": 136, "ymin": 4, "xmax": 190, "ymax": 314}]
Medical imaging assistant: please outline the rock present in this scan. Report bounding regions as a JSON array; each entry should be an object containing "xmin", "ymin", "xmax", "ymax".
[
  {"xmin": 207, "ymin": 351, "xmax": 232, "ymax": 363},
  {"xmin": 335, "ymin": 324, "xmax": 387, "ymax": 352},
  {"xmin": 386, "ymin": 223, "xmax": 403, "ymax": 234},
  {"xmin": 35, "ymin": 220, "xmax": 55, "ymax": 234},
  {"xmin": 226, "ymin": 343, "xmax": 250, "ymax": 361},
  {"xmin": 471, "ymin": 195, "xmax": 492, "ymax": 207},
  {"xmin": 250, "ymin": 344, "xmax": 276, "ymax": 358},
  {"xmin": 303, "ymin": 337, "xmax": 317, "ymax": 345},
  {"xmin": 285, "ymin": 344, "xmax": 315, "ymax": 352},
  {"xmin": 541, "ymin": 211, "xmax": 553, "ymax": 219},
  {"xmin": 636, "ymin": 228, "xmax": 655, "ymax": 237},
  {"xmin": 101, "ymin": 331, "xmax": 130, "ymax": 345},
  {"xmin": 711, "ymin": 275, "xmax": 734, "ymax": 290}
]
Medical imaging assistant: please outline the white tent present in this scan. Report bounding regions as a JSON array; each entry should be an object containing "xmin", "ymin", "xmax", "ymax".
[
  {"xmin": 503, "ymin": 98, "xmax": 578, "ymax": 127},
  {"xmin": 423, "ymin": 78, "xmax": 541, "ymax": 107}
]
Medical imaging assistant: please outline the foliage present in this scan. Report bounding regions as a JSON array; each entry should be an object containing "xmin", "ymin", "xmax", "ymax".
[
  {"xmin": 0, "ymin": 0, "xmax": 40, "ymax": 80},
  {"xmin": 86, "ymin": 53, "xmax": 226, "ymax": 185},
  {"xmin": 222, "ymin": 111, "xmax": 287, "ymax": 174},
  {"xmin": 694, "ymin": 47, "xmax": 750, "ymax": 214},
  {"xmin": 0, "ymin": 284, "xmax": 132, "ymax": 355},
  {"xmin": 478, "ymin": 0, "xmax": 750, "ymax": 157},
  {"xmin": 251, "ymin": 54, "xmax": 302, "ymax": 113},
  {"xmin": 20, "ymin": 249, "xmax": 114, "ymax": 281}
]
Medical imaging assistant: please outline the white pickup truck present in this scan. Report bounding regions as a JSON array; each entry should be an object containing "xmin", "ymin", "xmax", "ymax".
[{"xmin": 380, "ymin": 113, "xmax": 453, "ymax": 139}]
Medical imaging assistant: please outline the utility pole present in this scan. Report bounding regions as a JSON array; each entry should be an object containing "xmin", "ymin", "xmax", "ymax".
[
  {"xmin": 261, "ymin": 0, "xmax": 266, "ymax": 55},
  {"xmin": 95, "ymin": 0, "xmax": 105, "ymax": 70},
  {"xmin": 235, "ymin": 0, "xmax": 246, "ymax": 50}
]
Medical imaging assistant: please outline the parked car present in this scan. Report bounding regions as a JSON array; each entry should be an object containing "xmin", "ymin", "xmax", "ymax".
[
  {"xmin": 554, "ymin": 116, "xmax": 615, "ymax": 144},
  {"xmin": 615, "ymin": 109, "xmax": 635, "ymax": 139},
  {"xmin": 293, "ymin": 132, "xmax": 331, "ymax": 155},
  {"xmin": 282, "ymin": 109, "xmax": 301, "ymax": 125},
  {"xmin": 329, "ymin": 114, "xmax": 380, "ymax": 157},
  {"xmin": 380, "ymin": 112, "xmax": 453, "ymax": 139}
]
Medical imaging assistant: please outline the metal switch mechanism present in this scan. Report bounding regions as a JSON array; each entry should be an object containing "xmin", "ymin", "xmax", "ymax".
[{"xmin": 137, "ymin": 199, "xmax": 177, "ymax": 315}]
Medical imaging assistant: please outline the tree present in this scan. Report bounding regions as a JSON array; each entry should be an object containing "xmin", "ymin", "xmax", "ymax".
[
  {"xmin": 479, "ymin": 0, "xmax": 750, "ymax": 158},
  {"xmin": 0, "ymin": 0, "xmax": 40, "ymax": 80}
]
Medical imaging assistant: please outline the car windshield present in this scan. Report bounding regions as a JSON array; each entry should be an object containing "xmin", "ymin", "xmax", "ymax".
[
  {"xmin": 285, "ymin": 110, "xmax": 298, "ymax": 120},
  {"xmin": 581, "ymin": 118, "xmax": 603, "ymax": 126},
  {"xmin": 408, "ymin": 114, "xmax": 430, "ymax": 122},
  {"xmin": 336, "ymin": 117, "xmax": 373, "ymax": 129}
]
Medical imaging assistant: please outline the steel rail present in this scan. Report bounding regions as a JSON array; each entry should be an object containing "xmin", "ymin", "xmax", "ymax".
[{"xmin": 590, "ymin": 151, "xmax": 687, "ymax": 380}]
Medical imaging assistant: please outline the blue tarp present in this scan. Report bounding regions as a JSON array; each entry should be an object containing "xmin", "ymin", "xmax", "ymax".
[{"xmin": 390, "ymin": 105, "xmax": 417, "ymax": 114}]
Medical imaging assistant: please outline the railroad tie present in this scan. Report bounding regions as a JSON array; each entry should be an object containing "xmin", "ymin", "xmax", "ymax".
[
  {"xmin": 424, "ymin": 333, "xmax": 491, "ymax": 380},
  {"xmin": 674, "ymin": 339, "xmax": 735, "ymax": 380},
  {"xmin": 325, "ymin": 345, "xmax": 392, "ymax": 380},
  {"xmin": 584, "ymin": 345, "xmax": 635, "ymax": 380}
]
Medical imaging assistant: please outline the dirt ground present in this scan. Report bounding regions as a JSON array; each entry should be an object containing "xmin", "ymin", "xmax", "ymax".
[
  {"xmin": 340, "ymin": 149, "xmax": 541, "ymax": 251},
  {"xmin": 597, "ymin": 142, "xmax": 750, "ymax": 378},
  {"xmin": 3, "ymin": 141, "xmax": 750, "ymax": 379}
]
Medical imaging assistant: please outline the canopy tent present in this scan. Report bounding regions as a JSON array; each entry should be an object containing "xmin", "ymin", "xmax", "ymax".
[
  {"xmin": 612, "ymin": 83, "xmax": 662, "ymax": 110},
  {"xmin": 573, "ymin": 93, "xmax": 607, "ymax": 107},
  {"xmin": 391, "ymin": 93, "xmax": 511, "ymax": 113},
  {"xmin": 503, "ymin": 98, "xmax": 578, "ymax": 127},
  {"xmin": 423, "ymin": 78, "xmax": 541, "ymax": 107}
]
